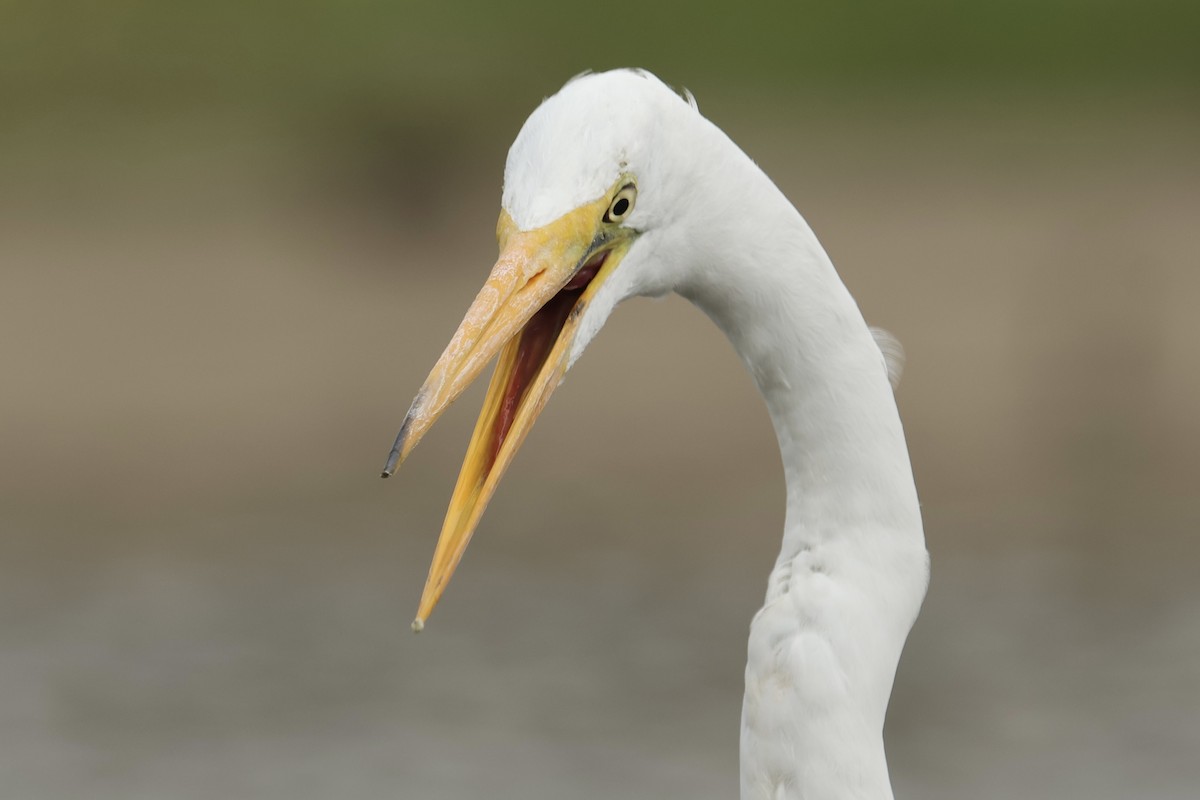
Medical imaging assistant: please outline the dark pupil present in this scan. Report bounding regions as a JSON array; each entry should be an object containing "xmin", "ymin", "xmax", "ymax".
[{"xmin": 611, "ymin": 197, "xmax": 629, "ymax": 217}]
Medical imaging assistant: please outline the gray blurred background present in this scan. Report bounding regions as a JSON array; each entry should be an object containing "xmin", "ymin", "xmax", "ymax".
[{"xmin": 2, "ymin": 2, "xmax": 1198, "ymax": 798}]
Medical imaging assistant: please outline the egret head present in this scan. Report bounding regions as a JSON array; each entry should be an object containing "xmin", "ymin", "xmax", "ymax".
[
  {"xmin": 501, "ymin": 69, "xmax": 706, "ymax": 356},
  {"xmin": 383, "ymin": 70, "xmax": 705, "ymax": 628}
]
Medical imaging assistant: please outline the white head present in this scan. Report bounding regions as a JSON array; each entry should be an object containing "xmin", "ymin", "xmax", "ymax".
[
  {"xmin": 503, "ymin": 69, "xmax": 697, "ymax": 232},
  {"xmin": 503, "ymin": 70, "xmax": 726, "ymax": 362}
]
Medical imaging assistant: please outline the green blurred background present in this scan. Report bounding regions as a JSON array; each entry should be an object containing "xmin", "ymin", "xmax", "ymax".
[{"xmin": 3, "ymin": 2, "xmax": 1198, "ymax": 798}]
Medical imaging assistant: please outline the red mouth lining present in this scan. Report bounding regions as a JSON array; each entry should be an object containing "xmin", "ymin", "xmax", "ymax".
[{"xmin": 488, "ymin": 250, "xmax": 609, "ymax": 467}]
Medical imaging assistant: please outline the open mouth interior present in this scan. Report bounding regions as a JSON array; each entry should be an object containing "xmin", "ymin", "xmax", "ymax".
[{"xmin": 488, "ymin": 249, "xmax": 609, "ymax": 466}]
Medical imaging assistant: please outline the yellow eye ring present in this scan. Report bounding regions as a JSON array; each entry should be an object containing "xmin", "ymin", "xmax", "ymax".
[{"xmin": 603, "ymin": 184, "xmax": 637, "ymax": 223}]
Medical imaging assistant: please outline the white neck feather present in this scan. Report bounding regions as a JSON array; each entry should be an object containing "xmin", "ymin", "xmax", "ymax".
[{"xmin": 676, "ymin": 123, "xmax": 929, "ymax": 800}]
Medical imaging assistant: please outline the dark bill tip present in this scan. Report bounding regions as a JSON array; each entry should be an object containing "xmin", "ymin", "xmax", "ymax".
[{"xmin": 381, "ymin": 412, "xmax": 413, "ymax": 478}]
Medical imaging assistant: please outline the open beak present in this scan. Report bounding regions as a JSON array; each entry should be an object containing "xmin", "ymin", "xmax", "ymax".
[{"xmin": 382, "ymin": 193, "xmax": 632, "ymax": 630}]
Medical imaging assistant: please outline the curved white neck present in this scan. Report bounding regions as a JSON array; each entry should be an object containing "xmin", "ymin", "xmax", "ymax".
[{"xmin": 676, "ymin": 125, "xmax": 928, "ymax": 800}]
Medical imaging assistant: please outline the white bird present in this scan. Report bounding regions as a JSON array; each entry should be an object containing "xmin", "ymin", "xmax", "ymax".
[{"xmin": 383, "ymin": 69, "xmax": 929, "ymax": 800}]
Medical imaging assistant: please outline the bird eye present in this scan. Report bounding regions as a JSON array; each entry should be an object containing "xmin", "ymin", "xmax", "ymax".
[{"xmin": 603, "ymin": 185, "xmax": 637, "ymax": 223}]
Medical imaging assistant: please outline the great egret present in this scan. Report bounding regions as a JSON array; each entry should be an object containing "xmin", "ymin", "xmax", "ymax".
[{"xmin": 383, "ymin": 69, "xmax": 929, "ymax": 800}]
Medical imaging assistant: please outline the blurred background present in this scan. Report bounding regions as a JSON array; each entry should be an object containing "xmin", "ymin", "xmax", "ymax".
[{"xmin": 2, "ymin": 2, "xmax": 1198, "ymax": 798}]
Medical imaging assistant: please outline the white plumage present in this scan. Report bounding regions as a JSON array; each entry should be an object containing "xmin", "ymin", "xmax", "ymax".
[{"xmin": 389, "ymin": 68, "xmax": 929, "ymax": 800}]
